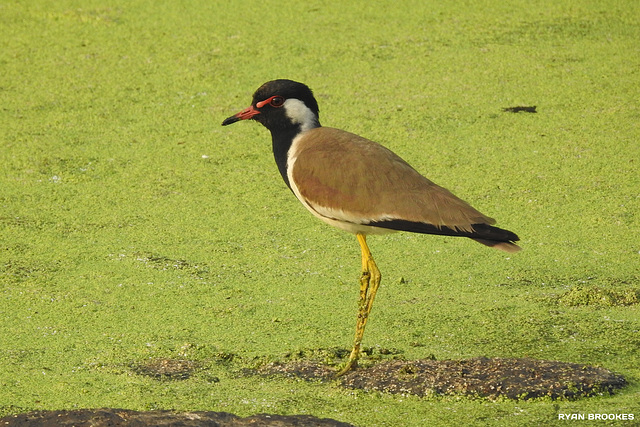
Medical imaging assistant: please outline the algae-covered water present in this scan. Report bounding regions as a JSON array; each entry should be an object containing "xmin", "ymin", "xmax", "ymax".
[{"xmin": 1, "ymin": 1, "xmax": 638, "ymax": 425}]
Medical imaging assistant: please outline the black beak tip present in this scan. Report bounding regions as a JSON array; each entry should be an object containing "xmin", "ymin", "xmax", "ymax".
[{"xmin": 222, "ymin": 116, "xmax": 239, "ymax": 126}]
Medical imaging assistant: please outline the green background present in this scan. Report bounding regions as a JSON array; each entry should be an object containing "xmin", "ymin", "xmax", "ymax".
[{"xmin": 1, "ymin": 1, "xmax": 638, "ymax": 425}]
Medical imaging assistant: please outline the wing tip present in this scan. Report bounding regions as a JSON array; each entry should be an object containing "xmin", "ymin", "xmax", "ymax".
[
  {"xmin": 494, "ymin": 242, "xmax": 522, "ymax": 253},
  {"xmin": 472, "ymin": 238, "xmax": 522, "ymax": 253}
]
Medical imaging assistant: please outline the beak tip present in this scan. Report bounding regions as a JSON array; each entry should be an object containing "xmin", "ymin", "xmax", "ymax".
[
  {"xmin": 222, "ymin": 106, "xmax": 260, "ymax": 126},
  {"xmin": 222, "ymin": 116, "xmax": 239, "ymax": 126}
]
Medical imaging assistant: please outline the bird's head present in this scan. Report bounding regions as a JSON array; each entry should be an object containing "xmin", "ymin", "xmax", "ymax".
[{"xmin": 222, "ymin": 79, "xmax": 320, "ymax": 132}]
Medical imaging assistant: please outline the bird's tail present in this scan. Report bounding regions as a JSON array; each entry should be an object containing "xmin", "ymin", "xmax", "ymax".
[
  {"xmin": 472, "ymin": 238, "xmax": 521, "ymax": 253},
  {"xmin": 468, "ymin": 223, "xmax": 521, "ymax": 253},
  {"xmin": 371, "ymin": 219, "xmax": 521, "ymax": 252}
]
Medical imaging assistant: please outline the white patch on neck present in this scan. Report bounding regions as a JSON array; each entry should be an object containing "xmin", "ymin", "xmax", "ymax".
[{"xmin": 283, "ymin": 98, "xmax": 319, "ymax": 132}]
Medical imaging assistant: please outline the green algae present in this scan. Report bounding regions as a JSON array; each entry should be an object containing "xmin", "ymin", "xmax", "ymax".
[{"xmin": 1, "ymin": 0, "xmax": 639, "ymax": 425}]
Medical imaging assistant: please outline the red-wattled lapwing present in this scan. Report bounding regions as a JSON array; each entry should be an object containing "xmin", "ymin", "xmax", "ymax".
[{"xmin": 222, "ymin": 79, "xmax": 520, "ymax": 376}]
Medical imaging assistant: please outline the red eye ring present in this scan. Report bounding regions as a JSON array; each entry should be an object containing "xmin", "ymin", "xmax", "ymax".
[{"xmin": 256, "ymin": 95, "xmax": 285, "ymax": 109}]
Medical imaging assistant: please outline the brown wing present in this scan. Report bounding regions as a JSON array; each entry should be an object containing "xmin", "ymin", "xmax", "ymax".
[{"xmin": 290, "ymin": 127, "xmax": 495, "ymax": 232}]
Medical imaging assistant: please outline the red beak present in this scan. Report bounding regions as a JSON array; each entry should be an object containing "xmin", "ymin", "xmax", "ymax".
[{"xmin": 222, "ymin": 105, "xmax": 260, "ymax": 126}]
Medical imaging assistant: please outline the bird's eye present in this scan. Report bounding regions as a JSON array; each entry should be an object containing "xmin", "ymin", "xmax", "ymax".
[
  {"xmin": 256, "ymin": 95, "xmax": 286, "ymax": 109},
  {"xmin": 270, "ymin": 96, "xmax": 285, "ymax": 107}
]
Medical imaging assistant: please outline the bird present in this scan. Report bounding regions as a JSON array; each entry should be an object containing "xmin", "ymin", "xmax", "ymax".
[{"xmin": 222, "ymin": 79, "xmax": 520, "ymax": 376}]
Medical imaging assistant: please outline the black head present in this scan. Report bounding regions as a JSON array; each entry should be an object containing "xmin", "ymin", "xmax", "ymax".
[{"xmin": 222, "ymin": 79, "xmax": 320, "ymax": 132}]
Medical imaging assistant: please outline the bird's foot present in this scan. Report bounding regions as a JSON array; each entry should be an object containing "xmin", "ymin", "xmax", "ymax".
[{"xmin": 334, "ymin": 353, "xmax": 359, "ymax": 378}]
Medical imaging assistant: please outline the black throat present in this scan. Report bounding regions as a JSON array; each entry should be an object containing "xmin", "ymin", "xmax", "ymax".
[{"xmin": 270, "ymin": 126, "xmax": 305, "ymax": 191}]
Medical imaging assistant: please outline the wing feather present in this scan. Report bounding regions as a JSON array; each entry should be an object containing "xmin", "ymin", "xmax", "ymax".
[{"xmin": 290, "ymin": 127, "xmax": 495, "ymax": 231}]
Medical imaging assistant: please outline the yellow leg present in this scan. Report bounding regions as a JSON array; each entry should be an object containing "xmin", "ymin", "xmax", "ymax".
[{"xmin": 335, "ymin": 233, "xmax": 381, "ymax": 377}]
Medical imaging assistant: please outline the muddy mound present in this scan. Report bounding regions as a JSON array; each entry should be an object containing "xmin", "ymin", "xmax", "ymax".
[
  {"xmin": 258, "ymin": 357, "xmax": 626, "ymax": 400},
  {"xmin": 0, "ymin": 409, "xmax": 355, "ymax": 427}
]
